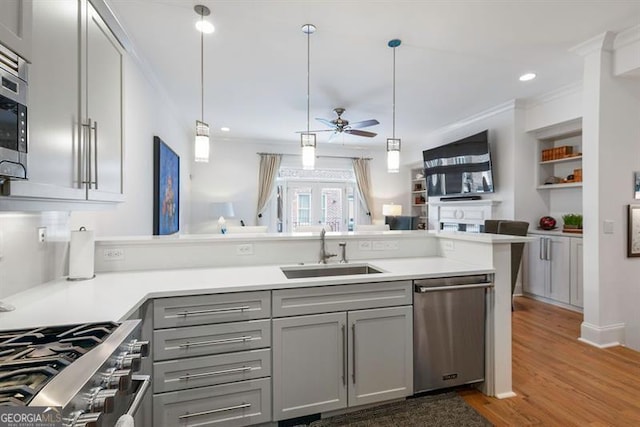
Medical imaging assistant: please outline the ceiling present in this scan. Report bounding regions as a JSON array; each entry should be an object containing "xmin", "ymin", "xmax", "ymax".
[{"xmin": 106, "ymin": 0, "xmax": 640, "ymax": 150}]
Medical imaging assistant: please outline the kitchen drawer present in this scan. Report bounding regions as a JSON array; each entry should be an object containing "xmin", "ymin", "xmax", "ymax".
[
  {"xmin": 153, "ymin": 377, "xmax": 271, "ymax": 427},
  {"xmin": 154, "ymin": 291, "xmax": 271, "ymax": 329},
  {"xmin": 153, "ymin": 348, "xmax": 271, "ymax": 393},
  {"xmin": 154, "ymin": 319, "xmax": 271, "ymax": 361},
  {"xmin": 272, "ymin": 281, "xmax": 412, "ymax": 317}
]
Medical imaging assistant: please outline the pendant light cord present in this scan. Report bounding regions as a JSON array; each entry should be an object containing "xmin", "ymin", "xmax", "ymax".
[
  {"xmin": 200, "ymin": 14, "xmax": 204, "ymax": 123},
  {"xmin": 392, "ymin": 46, "xmax": 396, "ymax": 139},
  {"xmin": 306, "ymin": 28, "xmax": 310, "ymax": 134}
]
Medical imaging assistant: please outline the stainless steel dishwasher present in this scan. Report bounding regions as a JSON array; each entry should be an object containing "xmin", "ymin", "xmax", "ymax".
[{"xmin": 413, "ymin": 274, "xmax": 493, "ymax": 393}]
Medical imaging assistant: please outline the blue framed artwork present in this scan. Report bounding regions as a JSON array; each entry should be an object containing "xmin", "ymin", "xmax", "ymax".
[{"xmin": 153, "ymin": 136, "xmax": 180, "ymax": 235}]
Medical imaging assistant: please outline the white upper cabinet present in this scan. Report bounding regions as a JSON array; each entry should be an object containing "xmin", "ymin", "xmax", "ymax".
[
  {"xmin": 4, "ymin": 0, "xmax": 124, "ymax": 205},
  {"xmin": 0, "ymin": 0, "xmax": 32, "ymax": 60}
]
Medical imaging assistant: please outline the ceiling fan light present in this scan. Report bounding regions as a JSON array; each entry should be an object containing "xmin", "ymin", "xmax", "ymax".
[
  {"xmin": 387, "ymin": 138, "xmax": 400, "ymax": 173},
  {"xmin": 195, "ymin": 120, "xmax": 210, "ymax": 162}
]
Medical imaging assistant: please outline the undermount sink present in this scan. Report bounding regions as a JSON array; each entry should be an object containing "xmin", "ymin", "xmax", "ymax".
[{"xmin": 281, "ymin": 264, "xmax": 383, "ymax": 279}]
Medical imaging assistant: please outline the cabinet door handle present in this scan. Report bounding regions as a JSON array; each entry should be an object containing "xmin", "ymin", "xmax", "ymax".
[
  {"xmin": 177, "ymin": 335, "xmax": 253, "ymax": 349},
  {"xmin": 547, "ymin": 238, "xmax": 552, "ymax": 261},
  {"xmin": 178, "ymin": 403, "xmax": 251, "ymax": 420},
  {"xmin": 93, "ymin": 120, "xmax": 98, "ymax": 189},
  {"xmin": 81, "ymin": 119, "xmax": 92, "ymax": 187},
  {"xmin": 341, "ymin": 324, "xmax": 346, "ymax": 387},
  {"xmin": 539, "ymin": 237, "xmax": 544, "ymax": 260},
  {"xmin": 168, "ymin": 305, "xmax": 251, "ymax": 318},
  {"xmin": 87, "ymin": 118, "xmax": 92, "ymax": 188},
  {"xmin": 176, "ymin": 366, "xmax": 252, "ymax": 381},
  {"xmin": 351, "ymin": 323, "xmax": 356, "ymax": 384}
]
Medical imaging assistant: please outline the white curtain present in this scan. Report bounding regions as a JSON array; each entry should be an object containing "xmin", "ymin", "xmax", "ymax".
[
  {"xmin": 352, "ymin": 158, "xmax": 374, "ymax": 223},
  {"xmin": 256, "ymin": 153, "xmax": 282, "ymax": 224}
]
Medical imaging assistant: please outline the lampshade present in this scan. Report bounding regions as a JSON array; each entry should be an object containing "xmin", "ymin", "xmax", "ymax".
[
  {"xmin": 211, "ymin": 202, "xmax": 235, "ymax": 219},
  {"xmin": 382, "ymin": 204, "xmax": 402, "ymax": 216},
  {"xmin": 301, "ymin": 133, "xmax": 316, "ymax": 170},
  {"xmin": 387, "ymin": 138, "xmax": 400, "ymax": 173},
  {"xmin": 195, "ymin": 120, "xmax": 210, "ymax": 162}
]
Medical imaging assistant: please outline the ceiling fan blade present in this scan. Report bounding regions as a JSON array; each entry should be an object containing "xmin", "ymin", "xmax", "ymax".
[
  {"xmin": 345, "ymin": 129, "xmax": 377, "ymax": 138},
  {"xmin": 327, "ymin": 131, "xmax": 340, "ymax": 142},
  {"xmin": 296, "ymin": 129, "xmax": 339, "ymax": 133},
  {"xmin": 315, "ymin": 118, "xmax": 336, "ymax": 128},
  {"xmin": 348, "ymin": 119, "xmax": 379, "ymax": 129}
]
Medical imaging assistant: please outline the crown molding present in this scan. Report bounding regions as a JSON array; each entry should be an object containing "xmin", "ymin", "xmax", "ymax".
[
  {"xmin": 523, "ymin": 81, "xmax": 583, "ymax": 109},
  {"xmin": 569, "ymin": 31, "xmax": 616, "ymax": 56},
  {"xmin": 613, "ymin": 24, "xmax": 640, "ymax": 50},
  {"xmin": 426, "ymin": 100, "xmax": 519, "ymax": 138}
]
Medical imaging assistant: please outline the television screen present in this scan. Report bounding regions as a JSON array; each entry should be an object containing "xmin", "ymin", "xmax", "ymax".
[{"xmin": 422, "ymin": 130, "xmax": 494, "ymax": 197}]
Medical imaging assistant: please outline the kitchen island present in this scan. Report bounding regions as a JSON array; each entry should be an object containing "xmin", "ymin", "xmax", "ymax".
[{"xmin": 0, "ymin": 231, "xmax": 530, "ymax": 425}]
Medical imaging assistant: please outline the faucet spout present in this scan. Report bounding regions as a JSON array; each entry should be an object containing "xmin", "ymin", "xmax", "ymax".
[{"xmin": 319, "ymin": 228, "xmax": 337, "ymax": 264}]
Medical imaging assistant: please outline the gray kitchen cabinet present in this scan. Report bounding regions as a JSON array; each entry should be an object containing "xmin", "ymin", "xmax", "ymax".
[
  {"xmin": 152, "ymin": 291, "xmax": 272, "ymax": 427},
  {"xmin": 348, "ymin": 306, "xmax": 413, "ymax": 407},
  {"xmin": 272, "ymin": 312, "xmax": 347, "ymax": 420},
  {"xmin": 7, "ymin": 0, "xmax": 123, "ymax": 202},
  {"xmin": 0, "ymin": 0, "xmax": 32, "ymax": 60},
  {"xmin": 272, "ymin": 283, "xmax": 413, "ymax": 422},
  {"xmin": 525, "ymin": 233, "xmax": 582, "ymax": 308}
]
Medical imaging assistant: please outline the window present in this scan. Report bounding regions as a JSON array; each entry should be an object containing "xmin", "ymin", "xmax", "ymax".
[{"xmin": 276, "ymin": 167, "xmax": 359, "ymax": 232}]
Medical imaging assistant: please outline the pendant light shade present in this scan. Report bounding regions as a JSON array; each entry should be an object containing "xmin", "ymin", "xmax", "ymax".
[
  {"xmin": 387, "ymin": 39, "xmax": 402, "ymax": 173},
  {"xmin": 301, "ymin": 24, "xmax": 316, "ymax": 170},
  {"xmin": 194, "ymin": 5, "xmax": 211, "ymax": 163}
]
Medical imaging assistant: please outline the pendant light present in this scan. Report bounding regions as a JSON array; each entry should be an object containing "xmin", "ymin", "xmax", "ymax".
[
  {"xmin": 194, "ymin": 5, "xmax": 212, "ymax": 163},
  {"xmin": 301, "ymin": 24, "xmax": 316, "ymax": 170},
  {"xmin": 387, "ymin": 39, "xmax": 402, "ymax": 173}
]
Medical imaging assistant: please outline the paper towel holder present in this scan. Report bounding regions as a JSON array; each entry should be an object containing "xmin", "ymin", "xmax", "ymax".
[{"xmin": 67, "ymin": 226, "xmax": 96, "ymax": 281}]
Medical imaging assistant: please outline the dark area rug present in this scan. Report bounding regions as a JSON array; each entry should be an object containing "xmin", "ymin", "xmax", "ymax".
[{"xmin": 307, "ymin": 392, "xmax": 492, "ymax": 427}]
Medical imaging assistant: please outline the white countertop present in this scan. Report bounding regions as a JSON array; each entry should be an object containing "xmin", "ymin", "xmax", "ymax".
[
  {"xmin": 528, "ymin": 228, "xmax": 583, "ymax": 238},
  {"xmin": 0, "ymin": 257, "xmax": 492, "ymax": 331}
]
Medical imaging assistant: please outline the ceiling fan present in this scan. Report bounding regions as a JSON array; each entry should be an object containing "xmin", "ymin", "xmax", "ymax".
[{"xmin": 300, "ymin": 108, "xmax": 379, "ymax": 141}]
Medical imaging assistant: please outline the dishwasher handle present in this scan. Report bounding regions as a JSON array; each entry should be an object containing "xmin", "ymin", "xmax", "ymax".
[{"xmin": 415, "ymin": 282, "xmax": 494, "ymax": 293}]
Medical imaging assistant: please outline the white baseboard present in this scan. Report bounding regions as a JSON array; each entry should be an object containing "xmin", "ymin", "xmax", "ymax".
[
  {"xmin": 495, "ymin": 391, "xmax": 517, "ymax": 399},
  {"xmin": 580, "ymin": 321, "xmax": 625, "ymax": 348}
]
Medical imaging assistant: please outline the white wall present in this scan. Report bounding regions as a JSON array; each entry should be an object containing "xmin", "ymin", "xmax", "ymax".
[
  {"xmin": 405, "ymin": 103, "xmax": 517, "ymax": 229},
  {"xmin": 189, "ymin": 139, "xmax": 407, "ymax": 233},
  {"xmin": 70, "ymin": 55, "xmax": 192, "ymax": 236}
]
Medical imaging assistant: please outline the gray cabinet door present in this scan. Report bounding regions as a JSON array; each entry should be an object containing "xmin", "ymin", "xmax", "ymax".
[
  {"xmin": 153, "ymin": 319, "xmax": 271, "ymax": 361},
  {"xmin": 83, "ymin": 2, "xmax": 123, "ymax": 200},
  {"xmin": 153, "ymin": 377, "xmax": 271, "ymax": 427},
  {"xmin": 548, "ymin": 236, "xmax": 570, "ymax": 304},
  {"xmin": 570, "ymin": 237, "xmax": 584, "ymax": 308},
  {"xmin": 28, "ymin": 0, "xmax": 84, "ymax": 195},
  {"xmin": 272, "ymin": 312, "xmax": 347, "ymax": 420},
  {"xmin": 347, "ymin": 306, "xmax": 413, "ymax": 407},
  {"xmin": 525, "ymin": 236, "xmax": 547, "ymax": 297},
  {"xmin": 0, "ymin": 0, "xmax": 32, "ymax": 60}
]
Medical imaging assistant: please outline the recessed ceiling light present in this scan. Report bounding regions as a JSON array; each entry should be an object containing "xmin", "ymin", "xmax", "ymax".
[
  {"xmin": 220, "ymin": 127, "xmax": 230, "ymax": 132},
  {"xmin": 519, "ymin": 73, "xmax": 536, "ymax": 82},
  {"xmin": 196, "ymin": 20, "xmax": 215, "ymax": 34}
]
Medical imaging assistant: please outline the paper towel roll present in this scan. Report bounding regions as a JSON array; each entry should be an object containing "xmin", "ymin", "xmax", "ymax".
[{"xmin": 69, "ymin": 227, "xmax": 95, "ymax": 280}]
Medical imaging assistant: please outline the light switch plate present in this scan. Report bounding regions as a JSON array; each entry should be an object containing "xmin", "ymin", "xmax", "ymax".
[
  {"xmin": 357, "ymin": 241, "xmax": 372, "ymax": 251},
  {"xmin": 442, "ymin": 240, "xmax": 455, "ymax": 251},
  {"xmin": 236, "ymin": 244, "xmax": 254, "ymax": 255},
  {"xmin": 372, "ymin": 241, "xmax": 386, "ymax": 251},
  {"xmin": 0, "ymin": 230, "xmax": 3, "ymax": 259},
  {"xmin": 603, "ymin": 220, "xmax": 614, "ymax": 234}
]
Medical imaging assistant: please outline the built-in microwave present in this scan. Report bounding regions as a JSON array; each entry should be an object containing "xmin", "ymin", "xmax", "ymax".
[{"xmin": 0, "ymin": 42, "xmax": 28, "ymax": 181}]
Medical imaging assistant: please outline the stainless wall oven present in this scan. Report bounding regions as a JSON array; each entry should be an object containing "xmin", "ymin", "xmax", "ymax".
[{"xmin": 0, "ymin": 42, "xmax": 28, "ymax": 181}]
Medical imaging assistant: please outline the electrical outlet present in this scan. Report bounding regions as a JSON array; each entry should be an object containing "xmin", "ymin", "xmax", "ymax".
[
  {"xmin": 37, "ymin": 227, "xmax": 46, "ymax": 243},
  {"xmin": 357, "ymin": 241, "xmax": 372, "ymax": 251},
  {"xmin": 442, "ymin": 240, "xmax": 455, "ymax": 251},
  {"xmin": 0, "ymin": 230, "xmax": 3, "ymax": 259},
  {"xmin": 236, "ymin": 244, "xmax": 254, "ymax": 255},
  {"xmin": 385, "ymin": 240, "xmax": 399, "ymax": 250},
  {"xmin": 103, "ymin": 248, "xmax": 125, "ymax": 261},
  {"xmin": 372, "ymin": 241, "xmax": 386, "ymax": 251}
]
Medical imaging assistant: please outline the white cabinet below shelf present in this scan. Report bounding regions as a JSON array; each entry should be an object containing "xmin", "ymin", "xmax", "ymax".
[{"xmin": 0, "ymin": 0, "xmax": 32, "ymax": 60}]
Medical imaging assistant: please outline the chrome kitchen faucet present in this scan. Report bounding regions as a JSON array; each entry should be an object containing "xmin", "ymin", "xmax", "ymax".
[{"xmin": 319, "ymin": 228, "xmax": 337, "ymax": 264}]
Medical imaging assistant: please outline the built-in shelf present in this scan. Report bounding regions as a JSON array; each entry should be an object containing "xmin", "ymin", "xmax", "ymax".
[
  {"xmin": 411, "ymin": 190, "xmax": 426, "ymax": 194},
  {"xmin": 412, "ymin": 203, "xmax": 427, "ymax": 207},
  {"xmin": 537, "ymin": 182, "xmax": 583, "ymax": 190},
  {"xmin": 539, "ymin": 155, "xmax": 582, "ymax": 165}
]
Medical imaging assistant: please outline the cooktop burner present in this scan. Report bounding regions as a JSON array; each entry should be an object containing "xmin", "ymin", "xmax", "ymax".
[{"xmin": 0, "ymin": 322, "xmax": 118, "ymax": 406}]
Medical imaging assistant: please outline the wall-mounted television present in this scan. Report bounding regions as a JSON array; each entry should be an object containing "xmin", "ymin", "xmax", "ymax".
[{"xmin": 422, "ymin": 130, "xmax": 494, "ymax": 199}]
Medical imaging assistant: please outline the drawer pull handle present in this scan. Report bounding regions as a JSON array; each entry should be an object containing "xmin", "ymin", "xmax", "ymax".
[
  {"xmin": 177, "ymin": 366, "xmax": 252, "ymax": 381},
  {"xmin": 178, "ymin": 336, "xmax": 254, "ymax": 349},
  {"xmin": 178, "ymin": 402, "xmax": 251, "ymax": 420},
  {"xmin": 171, "ymin": 305, "xmax": 252, "ymax": 318}
]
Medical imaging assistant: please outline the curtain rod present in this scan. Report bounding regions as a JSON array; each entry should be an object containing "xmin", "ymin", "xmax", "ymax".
[{"xmin": 256, "ymin": 152, "xmax": 372, "ymax": 161}]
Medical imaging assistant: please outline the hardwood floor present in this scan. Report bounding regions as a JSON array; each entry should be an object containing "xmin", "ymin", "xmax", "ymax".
[{"xmin": 460, "ymin": 296, "xmax": 640, "ymax": 426}]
